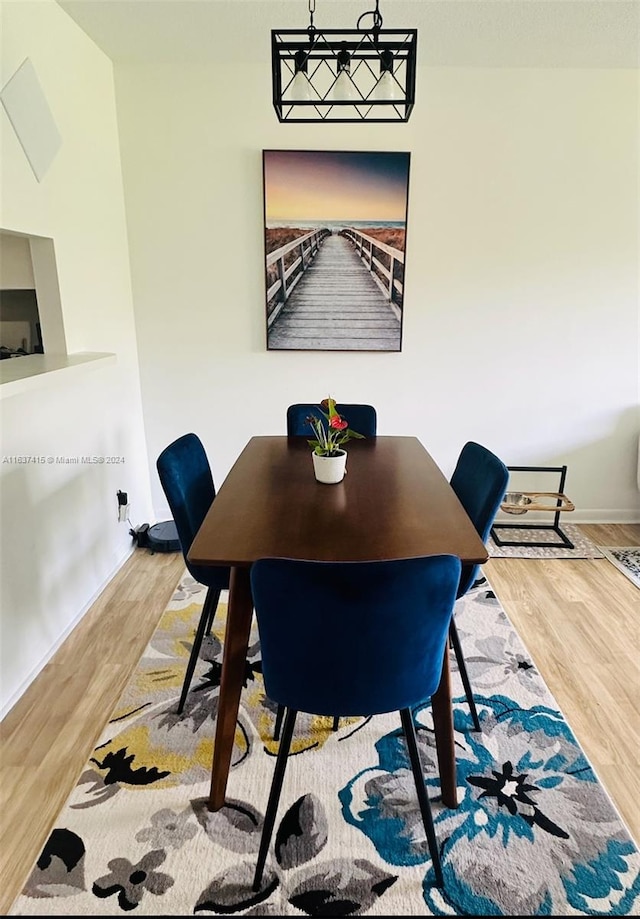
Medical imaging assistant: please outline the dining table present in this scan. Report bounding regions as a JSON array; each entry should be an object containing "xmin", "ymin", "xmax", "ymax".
[{"xmin": 187, "ymin": 435, "xmax": 489, "ymax": 812}]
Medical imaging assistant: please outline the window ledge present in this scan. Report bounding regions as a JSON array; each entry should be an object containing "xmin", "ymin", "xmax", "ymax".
[{"xmin": 0, "ymin": 352, "xmax": 116, "ymax": 399}]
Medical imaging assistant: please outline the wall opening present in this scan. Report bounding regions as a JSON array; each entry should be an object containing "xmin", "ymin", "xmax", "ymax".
[
  {"xmin": 0, "ymin": 229, "xmax": 67, "ymax": 365},
  {"xmin": 0, "ymin": 289, "xmax": 43, "ymax": 358}
]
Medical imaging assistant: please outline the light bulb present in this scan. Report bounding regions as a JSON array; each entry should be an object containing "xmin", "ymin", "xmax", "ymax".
[
  {"xmin": 372, "ymin": 70, "xmax": 403, "ymax": 102},
  {"xmin": 329, "ymin": 70, "xmax": 358, "ymax": 102},
  {"xmin": 289, "ymin": 71, "xmax": 318, "ymax": 102},
  {"xmin": 287, "ymin": 49, "xmax": 318, "ymax": 103},
  {"xmin": 329, "ymin": 43, "xmax": 358, "ymax": 102}
]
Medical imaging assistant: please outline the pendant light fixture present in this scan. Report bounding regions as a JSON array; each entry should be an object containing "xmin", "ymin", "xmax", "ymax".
[{"xmin": 271, "ymin": 0, "xmax": 417, "ymax": 122}]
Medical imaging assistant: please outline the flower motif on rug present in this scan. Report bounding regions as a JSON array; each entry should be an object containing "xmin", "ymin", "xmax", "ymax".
[
  {"xmin": 135, "ymin": 807, "xmax": 199, "ymax": 849},
  {"xmin": 341, "ymin": 697, "xmax": 640, "ymax": 915},
  {"xmin": 21, "ymin": 828, "xmax": 87, "ymax": 898},
  {"xmin": 67, "ymin": 599, "xmax": 356, "ymax": 811},
  {"xmin": 171, "ymin": 575, "xmax": 208, "ymax": 602},
  {"xmin": 68, "ymin": 616, "xmax": 261, "ymax": 804},
  {"xmin": 92, "ymin": 849, "xmax": 174, "ymax": 911},
  {"xmin": 190, "ymin": 794, "xmax": 398, "ymax": 915},
  {"xmin": 70, "ymin": 696, "xmax": 252, "ymax": 803},
  {"xmin": 450, "ymin": 583, "xmax": 546, "ymax": 705}
]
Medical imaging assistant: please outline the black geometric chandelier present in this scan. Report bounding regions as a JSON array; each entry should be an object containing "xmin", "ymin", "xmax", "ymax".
[{"xmin": 271, "ymin": 0, "xmax": 417, "ymax": 123}]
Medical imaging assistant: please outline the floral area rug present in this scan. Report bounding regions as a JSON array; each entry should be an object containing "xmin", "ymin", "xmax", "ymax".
[
  {"xmin": 10, "ymin": 572, "xmax": 639, "ymax": 916},
  {"xmin": 488, "ymin": 523, "xmax": 604, "ymax": 559},
  {"xmin": 597, "ymin": 546, "xmax": 640, "ymax": 589}
]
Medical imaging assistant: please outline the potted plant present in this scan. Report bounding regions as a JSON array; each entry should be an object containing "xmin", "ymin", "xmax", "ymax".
[{"xmin": 307, "ymin": 398, "xmax": 364, "ymax": 483}]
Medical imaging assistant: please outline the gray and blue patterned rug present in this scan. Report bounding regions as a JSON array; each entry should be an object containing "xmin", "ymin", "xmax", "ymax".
[{"xmin": 10, "ymin": 573, "xmax": 639, "ymax": 916}]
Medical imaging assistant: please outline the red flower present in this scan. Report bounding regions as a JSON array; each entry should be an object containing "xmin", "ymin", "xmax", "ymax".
[
  {"xmin": 307, "ymin": 396, "xmax": 365, "ymax": 456},
  {"xmin": 329, "ymin": 416, "xmax": 348, "ymax": 431}
]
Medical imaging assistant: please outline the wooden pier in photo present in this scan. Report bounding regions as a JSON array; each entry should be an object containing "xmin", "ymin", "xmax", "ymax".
[{"xmin": 267, "ymin": 232, "xmax": 403, "ymax": 351}]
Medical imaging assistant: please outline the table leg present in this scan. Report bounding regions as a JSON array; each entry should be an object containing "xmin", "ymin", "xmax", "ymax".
[
  {"xmin": 208, "ymin": 566, "xmax": 253, "ymax": 811},
  {"xmin": 431, "ymin": 647, "xmax": 458, "ymax": 809}
]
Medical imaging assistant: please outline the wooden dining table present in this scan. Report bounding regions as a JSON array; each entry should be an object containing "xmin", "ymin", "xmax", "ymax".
[{"xmin": 188, "ymin": 435, "xmax": 488, "ymax": 812}]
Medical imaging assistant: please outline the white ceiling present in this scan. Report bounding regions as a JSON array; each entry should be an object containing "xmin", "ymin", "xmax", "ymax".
[{"xmin": 56, "ymin": 0, "xmax": 640, "ymax": 68}]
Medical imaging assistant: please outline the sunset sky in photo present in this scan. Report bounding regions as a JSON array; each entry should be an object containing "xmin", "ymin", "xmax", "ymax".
[{"xmin": 264, "ymin": 150, "xmax": 410, "ymax": 223}]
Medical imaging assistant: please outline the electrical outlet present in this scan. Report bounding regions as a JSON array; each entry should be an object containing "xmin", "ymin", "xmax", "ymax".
[{"xmin": 117, "ymin": 490, "xmax": 129, "ymax": 522}]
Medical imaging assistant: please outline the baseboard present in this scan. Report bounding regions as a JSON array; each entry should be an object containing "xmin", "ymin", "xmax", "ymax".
[
  {"xmin": 0, "ymin": 544, "xmax": 135, "ymax": 722},
  {"xmin": 570, "ymin": 509, "xmax": 640, "ymax": 524},
  {"xmin": 493, "ymin": 508, "xmax": 640, "ymax": 526}
]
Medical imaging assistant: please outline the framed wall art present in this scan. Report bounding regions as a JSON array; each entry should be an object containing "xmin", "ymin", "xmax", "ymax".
[{"xmin": 263, "ymin": 149, "xmax": 410, "ymax": 352}]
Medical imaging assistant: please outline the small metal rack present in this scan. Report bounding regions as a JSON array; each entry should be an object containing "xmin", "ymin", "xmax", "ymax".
[{"xmin": 490, "ymin": 464, "xmax": 576, "ymax": 549}]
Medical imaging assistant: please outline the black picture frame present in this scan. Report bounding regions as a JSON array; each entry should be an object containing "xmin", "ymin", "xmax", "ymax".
[{"xmin": 263, "ymin": 149, "xmax": 411, "ymax": 352}]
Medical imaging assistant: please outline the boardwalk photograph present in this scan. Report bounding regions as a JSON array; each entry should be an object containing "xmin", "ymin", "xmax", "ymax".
[{"xmin": 263, "ymin": 150, "xmax": 410, "ymax": 351}]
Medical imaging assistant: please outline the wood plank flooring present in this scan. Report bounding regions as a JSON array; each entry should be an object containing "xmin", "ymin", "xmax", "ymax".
[{"xmin": 1, "ymin": 524, "xmax": 638, "ymax": 913}]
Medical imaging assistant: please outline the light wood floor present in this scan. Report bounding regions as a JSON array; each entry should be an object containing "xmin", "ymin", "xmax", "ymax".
[{"xmin": 1, "ymin": 524, "xmax": 638, "ymax": 913}]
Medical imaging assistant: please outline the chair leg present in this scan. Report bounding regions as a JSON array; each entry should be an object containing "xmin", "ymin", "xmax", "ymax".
[
  {"xmin": 204, "ymin": 590, "xmax": 218, "ymax": 636},
  {"xmin": 253, "ymin": 708, "xmax": 298, "ymax": 892},
  {"xmin": 275, "ymin": 707, "xmax": 336, "ymax": 740},
  {"xmin": 400, "ymin": 708, "xmax": 443, "ymax": 888},
  {"xmin": 273, "ymin": 703, "xmax": 284, "ymax": 741},
  {"xmin": 449, "ymin": 619, "xmax": 481, "ymax": 732},
  {"xmin": 177, "ymin": 586, "xmax": 220, "ymax": 715}
]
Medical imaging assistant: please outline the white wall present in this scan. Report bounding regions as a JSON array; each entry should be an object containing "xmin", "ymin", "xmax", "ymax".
[
  {"xmin": 0, "ymin": 233, "xmax": 35, "ymax": 287},
  {"xmin": 0, "ymin": 0, "xmax": 153, "ymax": 716},
  {"xmin": 113, "ymin": 54, "xmax": 639, "ymax": 523}
]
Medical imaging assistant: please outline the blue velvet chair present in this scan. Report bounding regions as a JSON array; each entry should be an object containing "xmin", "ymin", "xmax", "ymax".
[
  {"xmin": 286, "ymin": 402, "xmax": 377, "ymax": 437},
  {"xmin": 449, "ymin": 441, "xmax": 509, "ymax": 730},
  {"xmin": 156, "ymin": 433, "xmax": 231, "ymax": 715},
  {"xmin": 250, "ymin": 554, "xmax": 462, "ymax": 891}
]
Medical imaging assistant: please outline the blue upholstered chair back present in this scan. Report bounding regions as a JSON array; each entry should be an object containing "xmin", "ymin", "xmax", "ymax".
[
  {"xmin": 449, "ymin": 441, "xmax": 509, "ymax": 598},
  {"xmin": 156, "ymin": 433, "xmax": 229, "ymax": 590},
  {"xmin": 250, "ymin": 555, "xmax": 461, "ymax": 717},
  {"xmin": 286, "ymin": 403, "xmax": 377, "ymax": 438}
]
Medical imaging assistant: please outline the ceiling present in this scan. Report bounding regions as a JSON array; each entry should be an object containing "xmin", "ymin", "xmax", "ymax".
[{"xmin": 56, "ymin": 0, "xmax": 640, "ymax": 68}]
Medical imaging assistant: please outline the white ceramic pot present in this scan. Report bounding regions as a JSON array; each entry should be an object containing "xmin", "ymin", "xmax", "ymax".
[{"xmin": 312, "ymin": 449, "xmax": 347, "ymax": 484}]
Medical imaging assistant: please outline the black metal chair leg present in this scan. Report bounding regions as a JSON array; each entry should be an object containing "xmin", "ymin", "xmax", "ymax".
[
  {"xmin": 275, "ymin": 707, "xmax": 337, "ymax": 740},
  {"xmin": 204, "ymin": 588, "xmax": 220, "ymax": 636},
  {"xmin": 177, "ymin": 586, "xmax": 218, "ymax": 715},
  {"xmin": 253, "ymin": 708, "xmax": 298, "ymax": 892},
  {"xmin": 273, "ymin": 704, "xmax": 284, "ymax": 741},
  {"xmin": 400, "ymin": 708, "xmax": 443, "ymax": 888},
  {"xmin": 274, "ymin": 708, "xmax": 337, "ymax": 740},
  {"xmin": 449, "ymin": 619, "xmax": 481, "ymax": 731}
]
